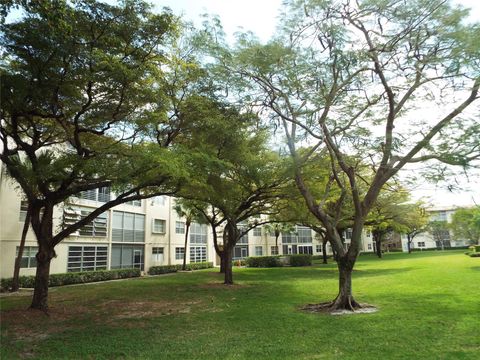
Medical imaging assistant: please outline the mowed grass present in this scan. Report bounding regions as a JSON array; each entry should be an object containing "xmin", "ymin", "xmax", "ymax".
[{"xmin": 1, "ymin": 250, "xmax": 479, "ymax": 359}]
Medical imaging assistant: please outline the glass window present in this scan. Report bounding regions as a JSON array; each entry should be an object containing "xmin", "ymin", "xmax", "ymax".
[
  {"xmin": 255, "ymin": 246, "xmax": 263, "ymax": 256},
  {"xmin": 367, "ymin": 243, "xmax": 372, "ymax": 250},
  {"xmin": 16, "ymin": 246, "xmax": 37, "ymax": 268},
  {"xmin": 63, "ymin": 207, "xmax": 107, "ymax": 237},
  {"xmin": 153, "ymin": 196, "xmax": 166, "ymax": 206},
  {"xmin": 175, "ymin": 247, "xmax": 185, "ymax": 260},
  {"xmin": 271, "ymin": 246, "xmax": 278, "ymax": 255},
  {"xmin": 175, "ymin": 221, "xmax": 185, "ymax": 234},
  {"xmin": 152, "ymin": 247, "xmax": 164, "ymax": 262},
  {"xmin": 298, "ymin": 245, "xmax": 313, "ymax": 254},
  {"xmin": 77, "ymin": 187, "xmax": 110, "ymax": 202},
  {"xmin": 19, "ymin": 200, "xmax": 29, "ymax": 222},
  {"xmin": 281, "ymin": 232, "xmax": 296, "ymax": 244},
  {"xmin": 152, "ymin": 219, "xmax": 166, "ymax": 233},
  {"xmin": 316, "ymin": 244, "xmax": 322, "ymax": 253},
  {"xmin": 253, "ymin": 227, "xmax": 262, "ymax": 237},
  {"xmin": 237, "ymin": 225, "xmax": 249, "ymax": 244},
  {"xmin": 297, "ymin": 226, "xmax": 312, "ymax": 243},
  {"xmin": 112, "ymin": 211, "xmax": 145, "ymax": 242},
  {"xmin": 111, "ymin": 244, "xmax": 144, "ymax": 270},
  {"xmin": 190, "ymin": 223, "xmax": 207, "ymax": 244},
  {"xmin": 418, "ymin": 241, "xmax": 425, "ymax": 248},
  {"xmin": 190, "ymin": 246, "xmax": 207, "ymax": 263},
  {"xmin": 67, "ymin": 245, "xmax": 107, "ymax": 272},
  {"xmin": 127, "ymin": 200, "xmax": 142, "ymax": 207}
]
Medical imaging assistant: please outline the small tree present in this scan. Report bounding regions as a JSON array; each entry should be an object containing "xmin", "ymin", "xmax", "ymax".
[
  {"xmin": 450, "ymin": 207, "xmax": 480, "ymax": 245},
  {"xmin": 429, "ymin": 220, "xmax": 451, "ymax": 250},
  {"xmin": 173, "ymin": 200, "xmax": 205, "ymax": 270}
]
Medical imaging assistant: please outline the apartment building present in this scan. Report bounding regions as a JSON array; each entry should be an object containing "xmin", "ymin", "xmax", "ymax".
[
  {"xmin": 0, "ymin": 173, "xmax": 375, "ymax": 279},
  {"xmin": 400, "ymin": 206, "xmax": 470, "ymax": 251}
]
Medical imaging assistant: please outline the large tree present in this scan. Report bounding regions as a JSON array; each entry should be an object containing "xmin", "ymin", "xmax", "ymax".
[
  {"xmin": 0, "ymin": 1, "xmax": 203, "ymax": 311},
  {"xmin": 222, "ymin": 0, "xmax": 480, "ymax": 310}
]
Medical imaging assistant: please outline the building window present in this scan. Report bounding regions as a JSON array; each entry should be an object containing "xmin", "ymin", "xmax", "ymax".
[
  {"xmin": 126, "ymin": 199, "xmax": 142, "ymax": 207},
  {"xmin": 112, "ymin": 211, "xmax": 145, "ymax": 242},
  {"xmin": 175, "ymin": 221, "xmax": 185, "ymax": 234},
  {"xmin": 152, "ymin": 219, "xmax": 166, "ymax": 234},
  {"xmin": 345, "ymin": 229, "xmax": 353, "ymax": 240},
  {"xmin": 366, "ymin": 230, "xmax": 371, "ymax": 238},
  {"xmin": 67, "ymin": 246, "xmax": 107, "ymax": 272},
  {"xmin": 233, "ymin": 245, "xmax": 248, "ymax": 259},
  {"xmin": 316, "ymin": 244, "xmax": 322, "ymax": 253},
  {"xmin": 19, "ymin": 200, "xmax": 28, "ymax": 222},
  {"xmin": 282, "ymin": 232, "xmax": 296, "ymax": 244},
  {"xmin": 190, "ymin": 223, "xmax": 207, "ymax": 244},
  {"xmin": 190, "ymin": 246, "xmax": 207, "ymax": 263},
  {"xmin": 237, "ymin": 225, "xmax": 249, "ymax": 244},
  {"xmin": 63, "ymin": 208, "xmax": 107, "ymax": 237},
  {"xmin": 298, "ymin": 245, "xmax": 313, "ymax": 254},
  {"xmin": 255, "ymin": 246, "xmax": 263, "ymax": 256},
  {"xmin": 111, "ymin": 244, "xmax": 144, "ymax": 270},
  {"xmin": 152, "ymin": 196, "xmax": 166, "ymax": 206},
  {"xmin": 175, "ymin": 247, "xmax": 185, "ymax": 260},
  {"xmin": 367, "ymin": 243, "xmax": 372, "ymax": 250},
  {"xmin": 253, "ymin": 227, "xmax": 262, "ymax": 237},
  {"xmin": 16, "ymin": 246, "xmax": 37, "ymax": 268},
  {"xmin": 271, "ymin": 246, "xmax": 278, "ymax": 255},
  {"xmin": 417, "ymin": 241, "xmax": 425, "ymax": 248},
  {"xmin": 297, "ymin": 226, "xmax": 312, "ymax": 243},
  {"xmin": 152, "ymin": 247, "xmax": 164, "ymax": 262},
  {"xmin": 77, "ymin": 187, "xmax": 110, "ymax": 202}
]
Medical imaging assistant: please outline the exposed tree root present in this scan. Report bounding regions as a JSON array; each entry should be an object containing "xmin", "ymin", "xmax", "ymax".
[{"xmin": 301, "ymin": 297, "xmax": 376, "ymax": 315}]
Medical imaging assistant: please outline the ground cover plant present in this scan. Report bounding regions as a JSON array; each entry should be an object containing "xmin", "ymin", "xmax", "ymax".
[{"xmin": 1, "ymin": 250, "xmax": 478, "ymax": 359}]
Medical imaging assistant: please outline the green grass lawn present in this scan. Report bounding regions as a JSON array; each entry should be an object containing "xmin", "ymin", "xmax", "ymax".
[{"xmin": 1, "ymin": 250, "xmax": 479, "ymax": 359}]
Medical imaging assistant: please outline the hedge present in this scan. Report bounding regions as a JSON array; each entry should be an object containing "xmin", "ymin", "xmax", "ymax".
[
  {"xmin": 469, "ymin": 253, "xmax": 480, "ymax": 257},
  {"xmin": 1, "ymin": 268, "xmax": 140, "ymax": 292},
  {"xmin": 289, "ymin": 254, "xmax": 312, "ymax": 267},
  {"xmin": 245, "ymin": 256, "xmax": 283, "ymax": 268},
  {"xmin": 232, "ymin": 259, "xmax": 246, "ymax": 267},
  {"xmin": 148, "ymin": 262, "xmax": 213, "ymax": 275}
]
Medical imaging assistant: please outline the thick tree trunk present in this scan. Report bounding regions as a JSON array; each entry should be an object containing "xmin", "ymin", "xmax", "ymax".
[
  {"xmin": 30, "ymin": 246, "xmax": 55, "ymax": 312},
  {"xmin": 12, "ymin": 206, "xmax": 31, "ymax": 292},
  {"xmin": 407, "ymin": 234, "xmax": 412, "ymax": 254},
  {"xmin": 322, "ymin": 239, "xmax": 328, "ymax": 264},
  {"xmin": 331, "ymin": 259, "xmax": 360, "ymax": 310},
  {"xmin": 223, "ymin": 248, "xmax": 233, "ymax": 285}
]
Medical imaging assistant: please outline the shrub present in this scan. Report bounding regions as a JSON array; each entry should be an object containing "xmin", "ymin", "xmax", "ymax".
[
  {"xmin": 184, "ymin": 262, "xmax": 213, "ymax": 271},
  {"xmin": 0, "ymin": 269, "xmax": 141, "ymax": 292},
  {"xmin": 245, "ymin": 256, "xmax": 283, "ymax": 268},
  {"xmin": 474, "ymin": 245, "xmax": 480, "ymax": 252},
  {"xmin": 148, "ymin": 262, "xmax": 213, "ymax": 275},
  {"xmin": 469, "ymin": 253, "xmax": 480, "ymax": 257},
  {"xmin": 289, "ymin": 254, "xmax": 312, "ymax": 267}
]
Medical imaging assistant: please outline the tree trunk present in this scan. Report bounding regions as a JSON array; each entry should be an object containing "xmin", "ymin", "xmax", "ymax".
[
  {"xmin": 322, "ymin": 239, "xmax": 328, "ymax": 264},
  {"xmin": 182, "ymin": 222, "xmax": 190, "ymax": 271},
  {"xmin": 220, "ymin": 251, "xmax": 226, "ymax": 273},
  {"xmin": 331, "ymin": 258, "xmax": 360, "ymax": 310},
  {"xmin": 223, "ymin": 247, "xmax": 233, "ymax": 285},
  {"xmin": 407, "ymin": 234, "xmax": 412, "ymax": 253},
  {"xmin": 375, "ymin": 239, "xmax": 382, "ymax": 258},
  {"xmin": 12, "ymin": 206, "xmax": 31, "ymax": 292},
  {"xmin": 30, "ymin": 246, "xmax": 55, "ymax": 312}
]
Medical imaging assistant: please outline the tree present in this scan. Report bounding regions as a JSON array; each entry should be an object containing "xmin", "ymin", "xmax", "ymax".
[
  {"xmin": 429, "ymin": 220, "xmax": 451, "ymax": 250},
  {"xmin": 450, "ymin": 207, "xmax": 480, "ymax": 245},
  {"xmin": 225, "ymin": 0, "xmax": 480, "ymax": 310},
  {"xmin": 0, "ymin": 1, "xmax": 200, "ymax": 311},
  {"xmin": 264, "ymin": 222, "xmax": 295, "ymax": 255},
  {"xmin": 402, "ymin": 205, "xmax": 429, "ymax": 253},
  {"xmin": 173, "ymin": 200, "xmax": 205, "ymax": 270}
]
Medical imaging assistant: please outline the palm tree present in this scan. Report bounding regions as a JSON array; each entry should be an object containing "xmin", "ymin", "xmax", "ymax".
[{"xmin": 174, "ymin": 202, "xmax": 203, "ymax": 270}]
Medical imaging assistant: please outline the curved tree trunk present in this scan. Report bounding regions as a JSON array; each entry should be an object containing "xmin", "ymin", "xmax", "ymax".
[
  {"xmin": 30, "ymin": 245, "xmax": 55, "ymax": 312},
  {"xmin": 12, "ymin": 205, "xmax": 31, "ymax": 292}
]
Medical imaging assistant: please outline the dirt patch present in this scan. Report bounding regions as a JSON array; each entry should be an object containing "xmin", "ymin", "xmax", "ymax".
[
  {"xmin": 300, "ymin": 302, "xmax": 378, "ymax": 315},
  {"xmin": 198, "ymin": 282, "xmax": 248, "ymax": 290}
]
